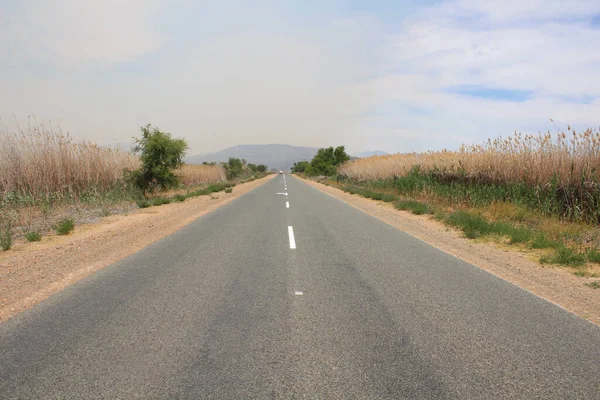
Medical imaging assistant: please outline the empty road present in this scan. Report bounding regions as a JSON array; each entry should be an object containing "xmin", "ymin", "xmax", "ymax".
[{"xmin": 1, "ymin": 175, "xmax": 599, "ymax": 399}]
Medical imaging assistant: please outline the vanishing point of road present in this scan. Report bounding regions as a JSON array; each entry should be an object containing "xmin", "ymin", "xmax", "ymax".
[{"xmin": 1, "ymin": 175, "xmax": 599, "ymax": 399}]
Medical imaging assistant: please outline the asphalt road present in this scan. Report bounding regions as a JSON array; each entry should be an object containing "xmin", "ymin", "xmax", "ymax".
[{"xmin": 1, "ymin": 175, "xmax": 599, "ymax": 399}]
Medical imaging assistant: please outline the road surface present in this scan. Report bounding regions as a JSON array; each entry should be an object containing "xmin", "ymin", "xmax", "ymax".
[{"xmin": 1, "ymin": 175, "xmax": 599, "ymax": 399}]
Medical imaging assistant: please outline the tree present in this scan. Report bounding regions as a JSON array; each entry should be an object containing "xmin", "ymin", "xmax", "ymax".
[
  {"xmin": 334, "ymin": 146, "xmax": 350, "ymax": 166},
  {"xmin": 293, "ymin": 145, "xmax": 350, "ymax": 176},
  {"xmin": 225, "ymin": 158, "xmax": 243, "ymax": 179},
  {"xmin": 256, "ymin": 164, "xmax": 268, "ymax": 173},
  {"xmin": 247, "ymin": 163, "xmax": 258, "ymax": 172},
  {"xmin": 291, "ymin": 161, "xmax": 310, "ymax": 173},
  {"xmin": 128, "ymin": 124, "xmax": 188, "ymax": 195}
]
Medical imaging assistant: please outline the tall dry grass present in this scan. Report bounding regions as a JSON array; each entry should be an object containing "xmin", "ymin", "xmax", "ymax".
[
  {"xmin": 341, "ymin": 128, "xmax": 600, "ymax": 187},
  {"xmin": 0, "ymin": 119, "xmax": 140, "ymax": 202},
  {"xmin": 340, "ymin": 127, "xmax": 600, "ymax": 222},
  {"xmin": 178, "ymin": 164, "xmax": 226, "ymax": 186}
]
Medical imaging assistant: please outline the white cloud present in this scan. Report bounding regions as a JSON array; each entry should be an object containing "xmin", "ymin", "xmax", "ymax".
[
  {"xmin": 1, "ymin": 0, "xmax": 599, "ymax": 155},
  {"xmin": 358, "ymin": 0, "xmax": 600, "ymax": 151}
]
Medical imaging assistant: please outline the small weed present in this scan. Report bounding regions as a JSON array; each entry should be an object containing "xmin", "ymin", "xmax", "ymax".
[
  {"xmin": 173, "ymin": 194, "xmax": 186, "ymax": 202},
  {"xmin": 434, "ymin": 211, "xmax": 445, "ymax": 221},
  {"xmin": 590, "ymin": 272, "xmax": 599, "ymax": 278},
  {"xmin": 396, "ymin": 200, "xmax": 429, "ymax": 215},
  {"xmin": 585, "ymin": 281, "xmax": 600, "ymax": 289},
  {"xmin": 0, "ymin": 226, "xmax": 12, "ymax": 251},
  {"xmin": 100, "ymin": 208, "xmax": 111, "ymax": 217},
  {"xmin": 24, "ymin": 231, "xmax": 42, "ymax": 242},
  {"xmin": 224, "ymin": 187, "xmax": 233, "ymax": 193},
  {"xmin": 54, "ymin": 218, "xmax": 75, "ymax": 235},
  {"xmin": 573, "ymin": 269, "xmax": 587, "ymax": 277}
]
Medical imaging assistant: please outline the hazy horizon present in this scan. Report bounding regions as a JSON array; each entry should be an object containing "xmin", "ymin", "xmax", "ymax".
[{"xmin": 1, "ymin": 0, "xmax": 599, "ymax": 155}]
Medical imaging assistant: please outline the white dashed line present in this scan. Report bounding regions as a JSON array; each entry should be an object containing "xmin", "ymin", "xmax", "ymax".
[
  {"xmin": 286, "ymin": 201, "xmax": 290, "ymax": 209},
  {"xmin": 294, "ymin": 291, "xmax": 303, "ymax": 296},
  {"xmin": 288, "ymin": 226, "xmax": 296, "ymax": 249}
]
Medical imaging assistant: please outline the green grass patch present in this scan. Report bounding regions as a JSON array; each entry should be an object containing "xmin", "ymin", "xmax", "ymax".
[
  {"xmin": 150, "ymin": 197, "xmax": 171, "ymax": 206},
  {"xmin": 530, "ymin": 234, "xmax": 560, "ymax": 249},
  {"xmin": 395, "ymin": 200, "xmax": 430, "ymax": 215},
  {"xmin": 53, "ymin": 218, "xmax": 75, "ymax": 235},
  {"xmin": 540, "ymin": 247, "xmax": 587, "ymax": 267},
  {"xmin": 24, "ymin": 231, "xmax": 42, "ymax": 242},
  {"xmin": 573, "ymin": 269, "xmax": 587, "ymax": 277},
  {"xmin": 173, "ymin": 194, "xmax": 186, "ymax": 202},
  {"xmin": 587, "ymin": 249, "xmax": 600, "ymax": 264},
  {"xmin": 224, "ymin": 187, "xmax": 233, "ymax": 193}
]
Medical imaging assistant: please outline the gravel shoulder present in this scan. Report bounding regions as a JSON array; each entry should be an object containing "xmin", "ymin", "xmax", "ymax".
[
  {"xmin": 0, "ymin": 176, "xmax": 274, "ymax": 323},
  {"xmin": 302, "ymin": 177, "xmax": 600, "ymax": 326}
]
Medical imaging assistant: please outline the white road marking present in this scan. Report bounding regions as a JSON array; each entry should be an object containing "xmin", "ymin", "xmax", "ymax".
[
  {"xmin": 295, "ymin": 291, "xmax": 303, "ymax": 296},
  {"xmin": 288, "ymin": 226, "xmax": 296, "ymax": 249},
  {"xmin": 276, "ymin": 192, "xmax": 288, "ymax": 196},
  {"xmin": 286, "ymin": 201, "xmax": 290, "ymax": 208}
]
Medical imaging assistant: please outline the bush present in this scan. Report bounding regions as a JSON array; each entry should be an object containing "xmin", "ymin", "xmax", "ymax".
[
  {"xmin": 173, "ymin": 194, "xmax": 186, "ymax": 202},
  {"xmin": 0, "ymin": 226, "xmax": 12, "ymax": 251},
  {"xmin": 54, "ymin": 218, "xmax": 75, "ymax": 235},
  {"xmin": 225, "ymin": 187, "xmax": 233, "ymax": 193},
  {"xmin": 24, "ymin": 231, "xmax": 42, "ymax": 242},
  {"xmin": 127, "ymin": 124, "xmax": 189, "ymax": 195},
  {"xmin": 137, "ymin": 199, "xmax": 151, "ymax": 208}
]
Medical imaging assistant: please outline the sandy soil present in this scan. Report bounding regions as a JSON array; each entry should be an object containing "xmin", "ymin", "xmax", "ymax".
[
  {"xmin": 303, "ymin": 178, "xmax": 600, "ymax": 326},
  {"xmin": 0, "ymin": 176, "xmax": 274, "ymax": 323}
]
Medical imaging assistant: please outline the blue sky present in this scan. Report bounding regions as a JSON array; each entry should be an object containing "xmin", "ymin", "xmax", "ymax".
[{"xmin": 1, "ymin": 0, "xmax": 599, "ymax": 155}]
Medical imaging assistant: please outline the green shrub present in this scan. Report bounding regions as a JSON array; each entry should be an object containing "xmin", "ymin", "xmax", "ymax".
[
  {"xmin": 225, "ymin": 187, "xmax": 233, "ymax": 193},
  {"xmin": 24, "ymin": 231, "xmax": 42, "ymax": 242},
  {"xmin": 0, "ymin": 226, "xmax": 12, "ymax": 251},
  {"xmin": 54, "ymin": 218, "xmax": 75, "ymax": 235},
  {"xmin": 137, "ymin": 200, "xmax": 151, "ymax": 208},
  {"xmin": 127, "ymin": 124, "xmax": 188, "ymax": 195},
  {"xmin": 174, "ymin": 194, "xmax": 186, "ymax": 202}
]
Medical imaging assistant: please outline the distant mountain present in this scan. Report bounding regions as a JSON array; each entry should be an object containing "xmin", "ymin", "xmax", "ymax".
[
  {"xmin": 353, "ymin": 150, "xmax": 388, "ymax": 158},
  {"xmin": 186, "ymin": 144, "xmax": 319, "ymax": 171}
]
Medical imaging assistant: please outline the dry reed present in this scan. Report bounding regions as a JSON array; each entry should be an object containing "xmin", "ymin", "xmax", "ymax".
[
  {"xmin": 177, "ymin": 164, "xmax": 226, "ymax": 186},
  {"xmin": 0, "ymin": 119, "xmax": 140, "ymax": 201},
  {"xmin": 340, "ymin": 128, "xmax": 600, "ymax": 188}
]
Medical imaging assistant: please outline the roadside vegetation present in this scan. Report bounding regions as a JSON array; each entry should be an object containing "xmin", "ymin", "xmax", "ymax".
[
  {"xmin": 0, "ymin": 120, "xmax": 269, "ymax": 250},
  {"xmin": 291, "ymin": 146, "xmax": 349, "ymax": 176},
  {"xmin": 309, "ymin": 128, "xmax": 600, "ymax": 285}
]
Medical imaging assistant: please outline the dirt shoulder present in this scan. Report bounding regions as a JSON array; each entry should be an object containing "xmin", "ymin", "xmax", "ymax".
[
  {"xmin": 302, "ymin": 177, "xmax": 600, "ymax": 326},
  {"xmin": 0, "ymin": 176, "xmax": 274, "ymax": 323}
]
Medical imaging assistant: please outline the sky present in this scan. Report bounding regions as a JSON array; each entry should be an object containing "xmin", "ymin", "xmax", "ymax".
[{"xmin": 1, "ymin": 0, "xmax": 599, "ymax": 155}]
